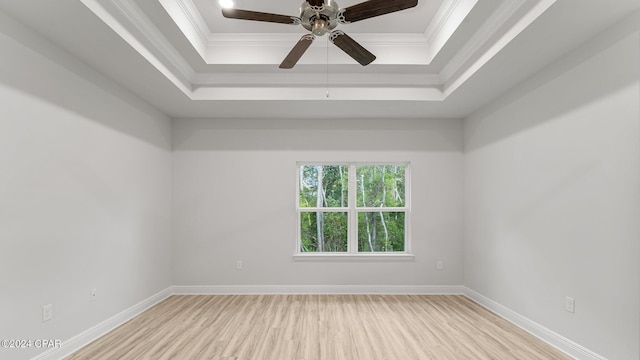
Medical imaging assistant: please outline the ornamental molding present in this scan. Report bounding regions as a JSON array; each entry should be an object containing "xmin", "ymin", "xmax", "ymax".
[{"xmin": 79, "ymin": 0, "xmax": 557, "ymax": 101}]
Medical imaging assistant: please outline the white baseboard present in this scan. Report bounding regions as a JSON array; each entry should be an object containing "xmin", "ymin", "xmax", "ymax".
[
  {"xmin": 463, "ymin": 287, "xmax": 607, "ymax": 360},
  {"xmin": 32, "ymin": 285, "xmax": 605, "ymax": 360},
  {"xmin": 32, "ymin": 287, "xmax": 173, "ymax": 360},
  {"xmin": 171, "ymin": 284, "xmax": 465, "ymax": 295}
]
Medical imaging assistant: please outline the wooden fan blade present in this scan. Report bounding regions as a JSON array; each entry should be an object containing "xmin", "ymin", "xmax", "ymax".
[
  {"xmin": 279, "ymin": 34, "xmax": 315, "ymax": 69},
  {"xmin": 330, "ymin": 31, "xmax": 376, "ymax": 66},
  {"xmin": 339, "ymin": 0, "xmax": 418, "ymax": 23},
  {"xmin": 222, "ymin": 8, "xmax": 300, "ymax": 25}
]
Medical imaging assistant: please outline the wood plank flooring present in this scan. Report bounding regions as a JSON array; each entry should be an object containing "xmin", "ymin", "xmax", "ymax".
[{"xmin": 66, "ymin": 295, "xmax": 571, "ymax": 360}]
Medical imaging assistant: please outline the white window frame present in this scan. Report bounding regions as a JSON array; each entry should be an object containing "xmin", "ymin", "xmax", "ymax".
[{"xmin": 294, "ymin": 162, "xmax": 414, "ymax": 261}]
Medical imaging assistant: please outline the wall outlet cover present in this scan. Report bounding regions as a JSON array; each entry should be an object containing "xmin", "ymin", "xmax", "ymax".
[
  {"xmin": 42, "ymin": 304, "xmax": 53, "ymax": 322},
  {"xmin": 565, "ymin": 297, "xmax": 575, "ymax": 313}
]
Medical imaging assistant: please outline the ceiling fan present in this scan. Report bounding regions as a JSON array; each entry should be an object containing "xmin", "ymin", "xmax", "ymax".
[{"xmin": 222, "ymin": 0, "xmax": 418, "ymax": 68}]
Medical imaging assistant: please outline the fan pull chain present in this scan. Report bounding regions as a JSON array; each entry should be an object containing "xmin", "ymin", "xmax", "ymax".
[{"xmin": 326, "ymin": 36, "xmax": 330, "ymax": 98}]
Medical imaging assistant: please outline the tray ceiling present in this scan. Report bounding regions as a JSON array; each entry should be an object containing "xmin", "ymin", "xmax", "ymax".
[
  {"xmin": 0, "ymin": 0, "xmax": 638, "ymax": 118},
  {"xmin": 79, "ymin": 0, "xmax": 555, "ymax": 101}
]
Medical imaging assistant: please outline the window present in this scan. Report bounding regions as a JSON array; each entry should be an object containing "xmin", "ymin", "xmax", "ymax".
[{"xmin": 297, "ymin": 163, "xmax": 410, "ymax": 257}]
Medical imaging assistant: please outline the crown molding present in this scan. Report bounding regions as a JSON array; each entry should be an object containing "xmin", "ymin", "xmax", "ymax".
[
  {"xmin": 158, "ymin": 0, "xmax": 210, "ymax": 60},
  {"xmin": 424, "ymin": 0, "xmax": 478, "ymax": 63},
  {"xmin": 206, "ymin": 33, "xmax": 430, "ymax": 47},
  {"xmin": 190, "ymin": 86, "xmax": 444, "ymax": 101},
  {"xmin": 193, "ymin": 72, "xmax": 443, "ymax": 87},
  {"xmin": 442, "ymin": 0, "xmax": 558, "ymax": 96},
  {"xmin": 80, "ymin": 0, "xmax": 195, "ymax": 96},
  {"xmin": 108, "ymin": 0, "xmax": 196, "ymax": 83},
  {"xmin": 79, "ymin": 0, "xmax": 557, "ymax": 102},
  {"xmin": 440, "ymin": 0, "xmax": 527, "ymax": 81},
  {"xmin": 205, "ymin": 33, "xmax": 431, "ymax": 65}
]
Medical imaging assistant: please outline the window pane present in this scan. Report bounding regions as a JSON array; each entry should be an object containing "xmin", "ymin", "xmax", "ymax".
[
  {"xmin": 356, "ymin": 165, "xmax": 405, "ymax": 207},
  {"xmin": 358, "ymin": 212, "xmax": 405, "ymax": 252},
  {"xmin": 299, "ymin": 165, "xmax": 348, "ymax": 208},
  {"xmin": 300, "ymin": 212, "xmax": 348, "ymax": 252}
]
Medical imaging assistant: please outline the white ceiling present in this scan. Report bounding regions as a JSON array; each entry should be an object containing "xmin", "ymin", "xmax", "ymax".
[{"xmin": 0, "ymin": 0, "xmax": 638, "ymax": 119}]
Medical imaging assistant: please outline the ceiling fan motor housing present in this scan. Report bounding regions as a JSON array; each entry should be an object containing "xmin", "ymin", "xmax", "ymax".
[{"xmin": 300, "ymin": 0, "xmax": 339, "ymax": 36}]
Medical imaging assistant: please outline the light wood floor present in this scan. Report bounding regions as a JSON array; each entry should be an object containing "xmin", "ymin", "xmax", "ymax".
[{"xmin": 66, "ymin": 295, "xmax": 571, "ymax": 360}]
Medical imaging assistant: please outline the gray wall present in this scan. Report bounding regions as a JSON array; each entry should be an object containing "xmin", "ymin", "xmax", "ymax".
[
  {"xmin": 0, "ymin": 13, "xmax": 173, "ymax": 360},
  {"xmin": 463, "ymin": 16, "xmax": 640, "ymax": 360},
  {"xmin": 172, "ymin": 118, "xmax": 464, "ymax": 287}
]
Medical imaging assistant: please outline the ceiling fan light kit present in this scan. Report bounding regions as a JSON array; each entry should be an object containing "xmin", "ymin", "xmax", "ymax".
[{"xmin": 221, "ymin": 0, "xmax": 418, "ymax": 68}]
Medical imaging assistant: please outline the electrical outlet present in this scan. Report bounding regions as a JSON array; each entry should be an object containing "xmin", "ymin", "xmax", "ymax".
[
  {"xmin": 565, "ymin": 297, "xmax": 575, "ymax": 313},
  {"xmin": 90, "ymin": 288, "xmax": 97, "ymax": 302},
  {"xmin": 236, "ymin": 260, "xmax": 243, "ymax": 270},
  {"xmin": 436, "ymin": 261, "xmax": 443, "ymax": 270},
  {"xmin": 42, "ymin": 304, "xmax": 53, "ymax": 322}
]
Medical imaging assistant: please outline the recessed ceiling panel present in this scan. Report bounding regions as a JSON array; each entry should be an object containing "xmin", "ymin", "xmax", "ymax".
[{"xmin": 72, "ymin": 0, "xmax": 563, "ymax": 103}]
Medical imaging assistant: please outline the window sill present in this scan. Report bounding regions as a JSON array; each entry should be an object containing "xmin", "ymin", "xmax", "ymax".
[{"xmin": 292, "ymin": 253, "xmax": 415, "ymax": 262}]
